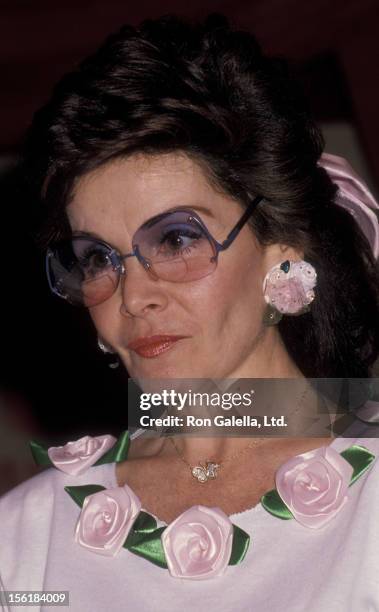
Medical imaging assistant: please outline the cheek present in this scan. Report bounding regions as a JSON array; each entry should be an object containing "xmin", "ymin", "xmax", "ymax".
[
  {"xmin": 88, "ymin": 301, "xmax": 118, "ymax": 343},
  {"xmin": 184, "ymin": 247, "xmax": 265, "ymax": 339}
]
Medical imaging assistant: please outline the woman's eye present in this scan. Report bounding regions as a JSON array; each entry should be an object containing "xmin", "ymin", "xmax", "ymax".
[
  {"xmin": 79, "ymin": 249, "xmax": 111, "ymax": 273},
  {"xmin": 165, "ymin": 231, "xmax": 189, "ymax": 248},
  {"xmin": 159, "ymin": 228, "xmax": 201, "ymax": 253}
]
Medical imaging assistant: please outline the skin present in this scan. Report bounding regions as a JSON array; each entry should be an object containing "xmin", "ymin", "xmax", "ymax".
[{"xmin": 67, "ymin": 151, "xmax": 332, "ymax": 522}]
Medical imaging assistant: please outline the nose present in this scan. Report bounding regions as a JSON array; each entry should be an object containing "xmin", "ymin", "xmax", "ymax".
[{"xmin": 119, "ymin": 254, "xmax": 169, "ymax": 317}]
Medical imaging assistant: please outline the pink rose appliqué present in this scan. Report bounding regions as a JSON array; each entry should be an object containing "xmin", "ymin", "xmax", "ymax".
[
  {"xmin": 48, "ymin": 434, "xmax": 116, "ymax": 475},
  {"xmin": 75, "ymin": 484, "xmax": 141, "ymax": 556},
  {"xmin": 275, "ymin": 445, "xmax": 354, "ymax": 529},
  {"xmin": 161, "ymin": 505, "xmax": 234, "ymax": 580}
]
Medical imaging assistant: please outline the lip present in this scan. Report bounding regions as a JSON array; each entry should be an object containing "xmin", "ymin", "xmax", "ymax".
[{"xmin": 127, "ymin": 335, "xmax": 190, "ymax": 358}]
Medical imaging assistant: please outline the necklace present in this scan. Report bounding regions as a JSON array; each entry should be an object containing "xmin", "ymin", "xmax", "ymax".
[
  {"xmin": 168, "ymin": 384, "xmax": 310, "ymax": 483},
  {"xmin": 169, "ymin": 436, "xmax": 268, "ymax": 483}
]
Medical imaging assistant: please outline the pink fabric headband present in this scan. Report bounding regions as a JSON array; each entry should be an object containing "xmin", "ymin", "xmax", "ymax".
[{"xmin": 318, "ymin": 153, "xmax": 379, "ymax": 259}]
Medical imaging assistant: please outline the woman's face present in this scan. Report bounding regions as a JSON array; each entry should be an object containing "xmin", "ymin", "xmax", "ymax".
[{"xmin": 67, "ymin": 152, "xmax": 292, "ymax": 379}]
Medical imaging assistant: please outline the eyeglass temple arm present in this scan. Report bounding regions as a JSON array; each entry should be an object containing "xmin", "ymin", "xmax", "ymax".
[{"xmin": 218, "ymin": 195, "xmax": 263, "ymax": 251}]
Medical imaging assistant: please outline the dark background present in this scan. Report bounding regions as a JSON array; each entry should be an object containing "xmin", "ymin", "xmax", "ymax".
[{"xmin": 0, "ymin": 0, "xmax": 378, "ymax": 493}]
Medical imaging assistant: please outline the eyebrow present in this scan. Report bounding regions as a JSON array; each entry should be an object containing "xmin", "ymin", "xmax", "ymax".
[
  {"xmin": 170, "ymin": 204, "xmax": 214, "ymax": 218},
  {"xmin": 71, "ymin": 204, "xmax": 215, "ymax": 241}
]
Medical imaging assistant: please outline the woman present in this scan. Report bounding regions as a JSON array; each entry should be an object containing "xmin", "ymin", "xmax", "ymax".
[{"xmin": 1, "ymin": 12, "xmax": 379, "ymax": 612}]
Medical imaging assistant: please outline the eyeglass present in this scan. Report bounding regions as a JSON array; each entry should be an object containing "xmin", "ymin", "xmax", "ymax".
[{"xmin": 46, "ymin": 194, "xmax": 263, "ymax": 307}]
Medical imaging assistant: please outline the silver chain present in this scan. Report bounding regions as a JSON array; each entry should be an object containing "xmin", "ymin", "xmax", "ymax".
[{"xmin": 168, "ymin": 384, "xmax": 310, "ymax": 483}]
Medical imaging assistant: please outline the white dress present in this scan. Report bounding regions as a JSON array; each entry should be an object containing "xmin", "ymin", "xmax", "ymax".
[{"xmin": 1, "ymin": 425, "xmax": 379, "ymax": 612}]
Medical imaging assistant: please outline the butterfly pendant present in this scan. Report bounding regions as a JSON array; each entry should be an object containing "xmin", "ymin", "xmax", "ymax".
[{"xmin": 191, "ymin": 462, "xmax": 220, "ymax": 483}]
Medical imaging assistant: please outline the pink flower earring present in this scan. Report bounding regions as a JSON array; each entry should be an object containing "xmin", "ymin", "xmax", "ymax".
[{"xmin": 263, "ymin": 259, "xmax": 317, "ymax": 324}]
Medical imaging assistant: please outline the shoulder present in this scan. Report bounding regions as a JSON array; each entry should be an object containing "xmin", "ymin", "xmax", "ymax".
[
  {"xmin": 0, "ymin": 466, "xmax": 77, "ymax": 556},
  {"xmin": 332, "ymin": 433, "xmax": 379, "ymax": 505},
  {"xmin": 0, "ymin": 466, "xmax": 60, "ymax": 519},
  {"xmin": 0, "ymin": 456, "xmax": 116, "ymax": 536},
  {"xmin": 0, "ymin": 467, "xmax": 65, "ymax": 592},
  {"xmin": 0, "ymin": 460, "xmax": 115, "ymax": 591},
  {"xmin": 0, "ymin": 429, "xmax": 131, "ymax": 522}
]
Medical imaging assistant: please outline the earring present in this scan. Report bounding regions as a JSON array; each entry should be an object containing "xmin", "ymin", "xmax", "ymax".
[
  {"xmin": 97, "ymin": 337, "xmax": 120, "ymax": 369},
  {"xmin": 263, "ymin": 304, "xmax": 283, "ymax": 326},
  {"xmin": 263, "ymin": 259, "xmax": 317, "ymax": 320}
]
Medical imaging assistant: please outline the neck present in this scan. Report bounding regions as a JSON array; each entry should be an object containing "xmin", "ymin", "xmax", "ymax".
[
  {"xmin": 226, "ymin": 326, "xmax": 304, "ymax": 379},
  {"xmin": 135, "ymin": 327, "xmax": 331, "ymax": 466}
]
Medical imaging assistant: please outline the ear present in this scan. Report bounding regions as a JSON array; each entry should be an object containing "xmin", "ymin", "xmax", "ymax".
[{"xmin": 261, "ymin": 243, "xmax": 305, "ymax": 277}]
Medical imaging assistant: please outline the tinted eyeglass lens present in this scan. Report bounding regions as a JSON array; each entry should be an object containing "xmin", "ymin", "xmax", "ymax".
[
  {"xmin": 48, "ymin": 238, "xmax": 119, "ymax": 307},
  {"xmin": 47, "ymin": 212, "xmax": 218, "ymax": 306},
  {"xmin": 133, "ymin": 210, "xmax": 217, "ymax": 282}
]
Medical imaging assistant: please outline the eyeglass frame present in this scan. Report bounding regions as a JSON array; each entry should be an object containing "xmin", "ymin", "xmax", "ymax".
[{"xmin": 45, "ymin": 194, "xmax": 264, "ymax": 304}]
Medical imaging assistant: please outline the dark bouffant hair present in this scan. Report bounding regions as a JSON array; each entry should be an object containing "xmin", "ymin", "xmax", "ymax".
[{"xmin": 22, "ymin": 12, "xmax": 379, "ymax": 378}]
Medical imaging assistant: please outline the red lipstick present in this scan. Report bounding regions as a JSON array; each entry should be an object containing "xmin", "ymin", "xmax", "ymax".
[{"xmin": 127, "ymin": 335, "xmax": 190, "ymax": 358}]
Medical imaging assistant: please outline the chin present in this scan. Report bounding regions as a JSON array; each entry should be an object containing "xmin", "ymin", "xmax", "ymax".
[
  {"xmin": 124, "ymin": 345, "xmax": 219, "ymax": 380},
  {"xmin": 128, "ymin": 365, "xmax": 193, "ymax": 380}
]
